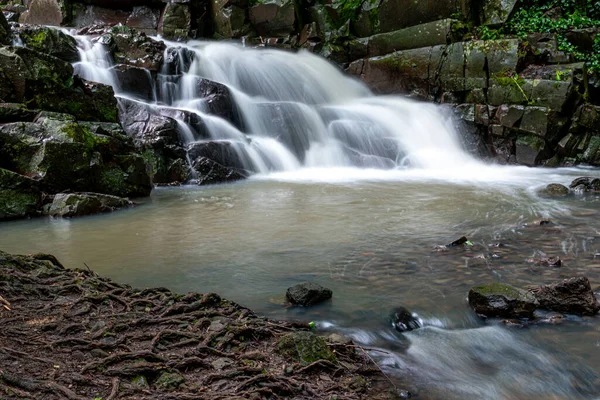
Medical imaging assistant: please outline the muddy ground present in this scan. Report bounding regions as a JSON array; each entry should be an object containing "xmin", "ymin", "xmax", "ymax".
[{"xmin": 0, "ymin": 250, "xmax": 402, "ymax": 400}]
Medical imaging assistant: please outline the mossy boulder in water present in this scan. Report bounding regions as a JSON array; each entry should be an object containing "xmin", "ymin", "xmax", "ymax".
[
  {"xmin": 48, "ymin": 192, "xmax": 132, "ymax": 218},
  {"xmin": 0, "ymin": 168, "xmax": 42, "ymax": 221},
  {"xmin": 538, "ymin": 183, "xmax": 569, "ymax": 197},
  {"xmin": 468, "ymin": 283, "xmax": 538, "ymax": 319},
  {"xmin": 276, "ymin": 332, "xmax": 336, "ymax": 365},
  {"xmin": 17, "ymin": 26, "xmax": 79, "ymax": 62}
]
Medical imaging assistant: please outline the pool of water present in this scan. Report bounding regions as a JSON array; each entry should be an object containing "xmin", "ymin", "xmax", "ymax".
[{"xmin": 1, "ymin": 165, "xmax": 600, "ymax": 399}]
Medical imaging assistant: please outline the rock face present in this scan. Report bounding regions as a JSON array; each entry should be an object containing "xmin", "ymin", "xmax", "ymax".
[
  {"xmin": 19, "ymin": 0, "xmax": 70, "ymax": 26},
  {"xmin": 533, "ymin": 277, "xmax": 599, "ymax": 316},
  {"xmin": 0, "ymin": 168, "xmax": 42, "ymax": 221},
  {"xmin": 286, "ymin": 282, "xmax": 333, "ymax": 306},
  {"xmin": 48, "ymin": 192, "xmax": 132, "ymax": 217},
  {"xmin": 391, "ymin": 307, "xmax": 421, "ymax": 332},
  {"xmin": 249, "ymin": 0, "xmax": 295, "ymax": 36},
  {"xmin": 276, "ymin": 332, "xmax": 336, "ymax": 365},
  {"xmin": 468, "ymin": 283, "xmax": 538, "ymax": 319}
]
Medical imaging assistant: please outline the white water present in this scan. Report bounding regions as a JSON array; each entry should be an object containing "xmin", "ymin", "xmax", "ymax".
[{"xmin": 71, "ymin": 35, "xmax": 480, "ymax": 176}]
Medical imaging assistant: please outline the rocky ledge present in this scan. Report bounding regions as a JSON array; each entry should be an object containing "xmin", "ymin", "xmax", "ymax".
[{"xmin": 0, "ymin": 250, "xmax": 399, "ymax": 399}]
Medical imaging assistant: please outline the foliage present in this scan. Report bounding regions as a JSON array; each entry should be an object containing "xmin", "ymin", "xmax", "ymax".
[{"xmin": 503, "ymin": 0, "xmax": 600, "ymax": 71}]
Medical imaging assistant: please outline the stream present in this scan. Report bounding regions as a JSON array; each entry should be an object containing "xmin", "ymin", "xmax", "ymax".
[{"xmin": 2, "ymin": 28, "xmax": 600, "ymax": 399}]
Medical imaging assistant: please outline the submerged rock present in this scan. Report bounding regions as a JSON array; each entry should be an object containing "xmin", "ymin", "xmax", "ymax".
[
  {"xmin": 533, "ymin": 277, "xmax": 599, "ymax": 316},
  {"xmin": 286, "ymin": 282, "xmax": 333, "ymax": 306},
  {"xmin": 48, "ymin": 192, "xmax": 132, "ymax": 218},
  {"xmin": 391, "ymin": 307, "xmax": 421, "ymax": 332},
  {"xmin": 276, "ymin": 331, "xmax": 336, "ymax": 365},
  {"xmin": 468, "ymin": 283, "xmax": 538, "ymax": 319}
]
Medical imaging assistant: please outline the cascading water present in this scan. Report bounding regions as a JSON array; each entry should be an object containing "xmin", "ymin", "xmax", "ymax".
[{"xmin": 71, "ymin": 33, "xmax": 479, "ymax": 178}]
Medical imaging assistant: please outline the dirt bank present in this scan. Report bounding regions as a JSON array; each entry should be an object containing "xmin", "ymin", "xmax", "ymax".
[{"xmin": 0, "ymin": 251, "xmax": 399, "ymax": 399}]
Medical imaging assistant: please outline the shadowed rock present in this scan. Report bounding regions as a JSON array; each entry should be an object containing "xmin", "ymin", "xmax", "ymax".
[
  {"xmin": 468, "ymin": 283, "xmax": 538, "ymax": 319},
  {"xmin": 286, "ymin": 282, "xmax": 333, "ymax": 306},
  {"xmin": 533, "ymin": 277, "xmax": 599, "ymax": 316}
]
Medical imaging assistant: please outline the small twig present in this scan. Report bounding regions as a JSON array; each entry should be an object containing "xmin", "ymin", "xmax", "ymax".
[
  {"xmin": 83, "ymin": 263, "xmax": 92, "ymax": 273},
  {"xmin": 343, "ymin": 344, "xmax": 392, "ymax": 354},
  {"xmin": 0, "ymin": 295, "xmax": 11, "ymax": 311}
]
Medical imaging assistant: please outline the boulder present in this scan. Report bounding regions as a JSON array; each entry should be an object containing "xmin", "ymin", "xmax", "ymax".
[
  {"xmin": 538, "ymin": 183, "xmax": 569, "ymax": 197},
  {"xmin": 98, "ymin": 155, "xmax": 152, "ymax": 198},
  {"xmin": 48, "ymin": 192, "xmax": 132, "ymax": 217},
  {"xmin": 0, "ymin": 168, "xmax": 42, "ymax": 221},
  {"xmin": 249, "ymin": 0, "xmax": 295, "ymax": 37},
  {"xmin": 481, "ymin": 0, "xmax": 518, "ymax": 27},
  {"xmin": 533, "ymin": 277, "xmax": 599, "ymax": 316},
  {"xmin": 117, "ymin": 99, "xmax": 180, "ymax": 147},
  {"xmin": 0, "ymin": 103, "xmax": 39, "ymax": 123},
  {"xmin": 159, "ymin": 2, "xmax": 191, "ymax": 41},
  {"xmin": 17, "ymin": 26, "xmax": 79, "ymax": 62},
  {"xmin": 192, "ymin": 156, "xmax": 247, "ymax": 185},
  {"xmin": 19, "ymin": 0, "xmax": 70, "ymax": 26},
  {"xmin": 468, "ymin": 283, "xmax": 538, "ymax": 319},
  {"xmin": 276, "ymin": 332, "xmax": 336, "ymax": 365},
  {"xmin": 286, "ymin": 282, "xmax": 333, "ymax": 306},
  {"xmin": 194, "ymin": 78, "xmax": 243, "ymax": 130},
  {"xmin": 515, "ymin": 134, "xmax": 547, "ymax": 166},
  {"xmin": 391, "ymin": 307, "xmax": 421, "ymax": 332}
]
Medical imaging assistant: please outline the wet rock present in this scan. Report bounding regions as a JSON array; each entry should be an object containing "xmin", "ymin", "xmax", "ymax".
[
  {"xmin": 276, "ymin": 331, "xmax": 336, "ymax": 365},
  {"xmin": 0, "ymin": 168, "xmax": 42, "ymax": 221},
  {"xmin": 528, "ymin": 256, "xmax": 562, "ymax": 267},
  {"xmin": 249, "ymin": 0, "xmax": 295, "ymax": 37},
  {"xmin": 391, "ymin": 307, "xmax": 421, "ymax": 332},
  {"xmin": 468, "ymin": 283, "xmax": 538, "ymax": 319},
  {"xmin": 72, "ymin": 5, "xmax": 129, "ymax": 28},
  {"xmin": 163, "ymin": 46, "xmax": 195, "ymax": 76},
  {"xmin": 108, "ymin": 25, "xmax": 166, "ymax": 71},
  {"xmin": 112, "ymin": 64, "xmax": 155, "ymax": 101},
  {"xmin": 131, "ymin": 374, "xmax": 149, "ymax": 389},
  {"xmin": 187, "ymin": 141, "xmax": 249, "ymax": 172},
  {"xmin": 212, "ymin": 0, "xmax": 249, "ymax": 38},
  {"xmin": 192, "ymin": 157, "xmax": 248, "ymax": 186},
  {"xmin": 570, "ymin": 177, "xmax": 600, "ymax": 193},
  {"xmin": 533, "ymin": 277, "xmax": 600, "ymax": 316},
  {"xmin": 195, "ymin": 78, "xmax": 243, "ymax": 130},
  {"xmin": 48, "ymin": 192, "xmax": 132, "ymax": 218},
  {"xmin": 286, "ymin": 282, "xmax": 333, "ymax": 306},
  {"xmin": 17, "ymin": 26, "xmax": 79, "ymax": 63}
]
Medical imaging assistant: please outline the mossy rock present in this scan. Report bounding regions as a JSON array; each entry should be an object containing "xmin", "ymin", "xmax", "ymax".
[
  {"xmin": 17, "ymin": 26, "xmax": 79, "ymax": 62},
  {"xmin": 276, "ymin": 332, "xmax": 336, "ymax": 365},
  {"xmin": 468, "ymin": 283, "xmax": 538, "ymax": 319},
  {"xmin": 155, "ymin": 372, "xmax": 184, "ymax": 390},
  {"xmin": 538, "ymin": 183, "xmax": 569, "ymax": 197},
  {"xmin": 0, "ymin": 168, "xmax": 42, "ymax": 221}
]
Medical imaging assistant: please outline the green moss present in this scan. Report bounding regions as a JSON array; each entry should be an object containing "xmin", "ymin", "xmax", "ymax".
[
  {"xmin": 276, "ymin": 332, "xmax": 337, "ymax": 365},
  {"xmin": 155, "ymin": 372, "xmax": 184, "ymax": 389},
  {"xmin": 100, "ymin": 167, "xmax": 127, "ymax": 196},
  {"xmin": 472, "ymin": 283, "xmax": 521, "ymax": 298},
  {"xmin": 97, "ymin": 104, "xmax": 118, "ymax": 123}
]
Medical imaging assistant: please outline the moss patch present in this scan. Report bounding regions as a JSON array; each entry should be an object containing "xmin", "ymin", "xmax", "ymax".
[{"xmin": 276, "ymin": 332, "xmax": 336, "ymax": 365}]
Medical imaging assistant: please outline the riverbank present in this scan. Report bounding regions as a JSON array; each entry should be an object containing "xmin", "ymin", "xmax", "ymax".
[{"xmin": 0, "ymin": 250, "xmax": 400, "ymax": 399}]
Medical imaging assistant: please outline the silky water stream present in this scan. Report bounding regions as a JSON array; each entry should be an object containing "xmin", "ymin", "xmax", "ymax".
[{"xmin": 2, "ymin": 31, "xmax": 600, "ymax": 399}]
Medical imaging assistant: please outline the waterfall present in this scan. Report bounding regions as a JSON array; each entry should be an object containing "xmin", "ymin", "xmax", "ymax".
[{"xmin": 71, "ymin": 34, "xmax": 479, "ymax": 177}]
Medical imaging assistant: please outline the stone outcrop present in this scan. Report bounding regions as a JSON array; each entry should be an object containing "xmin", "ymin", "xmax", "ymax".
[
  {"xmin": 533, "ymin": 277, "xmax": 600, "ymax": 316},
  {"xmin": 468, "ymin": 283, "xmax": 538, "ymax": 319}
]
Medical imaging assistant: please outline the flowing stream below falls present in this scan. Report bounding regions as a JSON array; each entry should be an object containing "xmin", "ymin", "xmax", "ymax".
[{"xmin": 3, "ymin": 30, "xmax": 600, "ymax": 399}]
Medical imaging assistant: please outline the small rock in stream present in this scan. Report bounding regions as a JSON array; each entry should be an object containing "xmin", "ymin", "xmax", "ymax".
[
  {"xmin": 533, "ymin": 277, "xmax": 600, "ymax": 316},
  {"xmin": 527, "ymin": 256, "xmax": 562, "ymax": 267},
  {"xmin": 538, "ymin": 183, "xmax": 569, "ymax": 197},
  {"xmin": 286, "ymin": 282, "xmax": 332, "ymax": 306},
  {"xmin": 391, "ymin": 307, "xmax": 421, "ymax": 332},
  {"xmin": 433, "ymin": 236, "xmax": 473, "ymax": 251}
]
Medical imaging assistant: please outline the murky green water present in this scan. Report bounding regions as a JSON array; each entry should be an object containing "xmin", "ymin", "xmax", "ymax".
[{"xmin": 1, "ymin": 166, "xmax": 600, "ymax": 399}]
